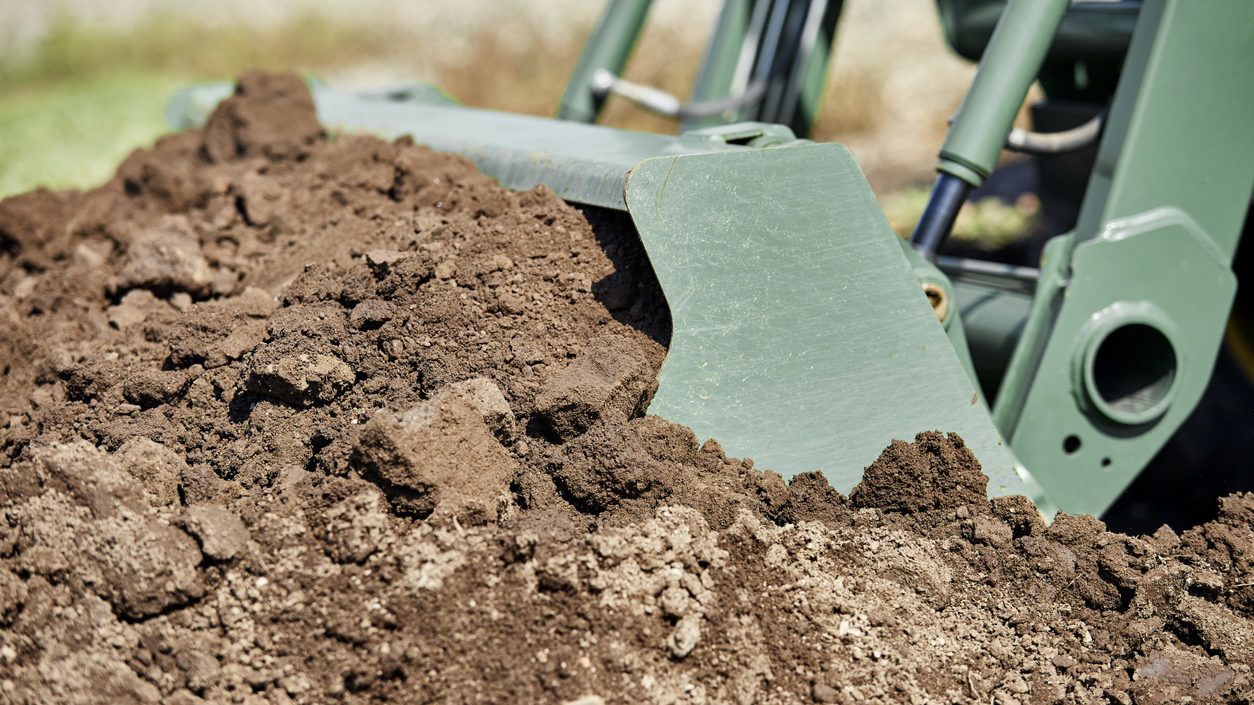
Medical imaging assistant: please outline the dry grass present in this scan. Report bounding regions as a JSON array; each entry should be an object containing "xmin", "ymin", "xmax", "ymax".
[
  {"xmin": 430, "ymin": 19, "xmax": 708, "ymax": 136},
  {"xmin": 427, "ymin": 21, "xmax": 583, "ymax": 121},
  {"xmin": 811, "ymin": 70, "xmax": 885, "ymax": 138},
  {"xmin": 0, "ymin": 10, "xmax": 920, "ymax": 182}
]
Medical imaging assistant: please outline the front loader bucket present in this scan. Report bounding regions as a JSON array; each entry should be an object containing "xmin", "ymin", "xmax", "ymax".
[{"xmin": 172, "ymin": 82, "xmax": 1048, "ymax": 505}]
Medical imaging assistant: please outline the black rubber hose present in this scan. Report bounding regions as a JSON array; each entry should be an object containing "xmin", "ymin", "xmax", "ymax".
[{"xmin": 910, "ymin": 173, "xmax": 971, "ymax": 262}]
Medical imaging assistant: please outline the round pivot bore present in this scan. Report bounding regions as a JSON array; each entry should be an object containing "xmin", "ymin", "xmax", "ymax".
[{"xmin": 1075, "ymin": 302, "xmax": 1181, "ymax": 426}]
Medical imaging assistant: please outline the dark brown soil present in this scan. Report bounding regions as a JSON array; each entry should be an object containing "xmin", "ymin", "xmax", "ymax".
[{"xmin": 1, "ymin": 72, "xmax": 1251, "ymax": 705}]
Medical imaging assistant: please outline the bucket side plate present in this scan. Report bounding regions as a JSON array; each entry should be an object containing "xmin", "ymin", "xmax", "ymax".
[{"xmin": 626, "ymin": 144, "xmax": 1041, "ymax": 499}]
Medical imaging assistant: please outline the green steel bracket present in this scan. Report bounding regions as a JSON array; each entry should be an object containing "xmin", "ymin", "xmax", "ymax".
[
  {"xmin": 683, "ymin": 121, "xmax": 801, "ymax": 147},
  {"xmin": 1002, "ymin": 212, "xmax": 1235, "ymax": 514},
  {"xmin": 993, "ymin": 0, "xmax": 1254, "ymax": 515},
  {"xmin": 558, "ymin": 0, "xmax": 654, "ymax": 124},
  {"xmin": 991, "ymin": 234, "xmax": 1074, "ymax": 434}
]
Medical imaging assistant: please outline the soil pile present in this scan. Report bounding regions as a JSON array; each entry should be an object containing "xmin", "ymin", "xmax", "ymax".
[{"xmin": 1, "ymin": 72, "xmax": 1252, "ymax": 705}]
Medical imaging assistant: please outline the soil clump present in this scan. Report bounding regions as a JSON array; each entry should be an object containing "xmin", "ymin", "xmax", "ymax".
[{"xmin": 1, "ymin": 72, "xmax": 1251, "ymax": 704}]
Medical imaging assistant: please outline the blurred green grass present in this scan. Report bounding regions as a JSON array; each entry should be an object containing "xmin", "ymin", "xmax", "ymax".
[
  {"xmin": 0, "ymin": 71, "xmax": 177, "ymax": 197},
  {"xmin": 0, "ymin": 14, "xmax": 395, "ymax": 198}
]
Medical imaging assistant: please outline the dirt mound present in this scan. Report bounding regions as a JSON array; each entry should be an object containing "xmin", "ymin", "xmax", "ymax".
[
  {"xmin": 850, "ymin": 431, "xmax": 987, "ymax": 514},
  {"xmin": 1, "ymin": 73, "xmax": 1251, "ymax": 705}
]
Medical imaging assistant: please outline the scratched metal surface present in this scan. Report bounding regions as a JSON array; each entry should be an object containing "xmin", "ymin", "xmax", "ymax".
[{"xmin": 626, "ymin": 144, "xmax": 1041, "ymax": 499}]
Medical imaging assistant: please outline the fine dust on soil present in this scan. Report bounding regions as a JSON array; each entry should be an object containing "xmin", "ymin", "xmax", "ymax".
[{"xmin": 0, "ymin": 72, "xmax": 1251, "ymax": 705}]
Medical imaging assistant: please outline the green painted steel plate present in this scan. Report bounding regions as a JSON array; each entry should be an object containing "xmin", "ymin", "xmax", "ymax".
[{"xmin": 626, "ymin": 144, "xmax": 1042, "ymax": 498}]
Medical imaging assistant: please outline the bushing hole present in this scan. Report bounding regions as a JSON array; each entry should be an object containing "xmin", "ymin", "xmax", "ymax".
[
  {"xmin": 1092, "ymin": 323, "xmax": 1176, "ymax": 421},
  {"xmin": 1063, "ymin": 435, "xmax": 1081, "ymax": 454}
]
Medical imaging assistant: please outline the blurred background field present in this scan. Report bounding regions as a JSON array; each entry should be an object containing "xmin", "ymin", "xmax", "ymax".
[{"xmin": 0, "ymin": 0, "xmax": 1037, "ymax": 240}]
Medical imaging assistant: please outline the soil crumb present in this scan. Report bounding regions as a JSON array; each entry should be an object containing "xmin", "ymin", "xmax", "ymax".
[
  {"xmin": 1, "ymin": 73, "xmax": 1251, "ymax": 705},
  {"xmin": 850, "ymin": 431, "xmax": 988, "ymax": 514}
]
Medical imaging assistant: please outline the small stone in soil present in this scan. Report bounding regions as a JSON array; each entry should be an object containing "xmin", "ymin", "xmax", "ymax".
[
  {"xmin": 667, "ymin": 615, "xmax": 702, "ymax": 659},
  {"xmin": 181, "ymin": 504, "xmax": 250, "ymax": 561},
  {"xmin": 355, "ymin": 395, "xmax": 515, "ymax": 523},
  {"xmin": 244, "ymin": 351, "xmax": 355, "ymax": 406},
  {"xmin": 111, "ymin": 215, "xmax": 213, "ymax": 297},
  {"xmin": 534, "ymin": 332, "xmax": 656, "ymax": 441}
]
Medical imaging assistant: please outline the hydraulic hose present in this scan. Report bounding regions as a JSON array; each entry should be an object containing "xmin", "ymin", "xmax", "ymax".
[
  {"xmin": 1006, "ymin": 112, "xmax": 1105, "ymax": 154},
  {"xmin": 910, "ymin": 173, "xmax": 971, "ymax": 263}
]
